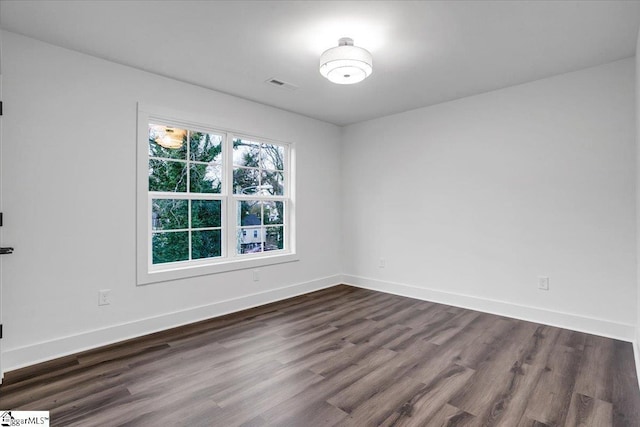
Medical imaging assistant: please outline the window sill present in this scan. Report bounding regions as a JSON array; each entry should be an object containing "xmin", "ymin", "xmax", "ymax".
[{"xmin": 137, "ymin": 252, "xmax": 299, "ymax": 285}]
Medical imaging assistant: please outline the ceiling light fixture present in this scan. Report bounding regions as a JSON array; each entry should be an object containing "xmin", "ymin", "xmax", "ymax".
[{"xmin": 319, "ymin": 37, "xmax": 372, "ymax": 85}]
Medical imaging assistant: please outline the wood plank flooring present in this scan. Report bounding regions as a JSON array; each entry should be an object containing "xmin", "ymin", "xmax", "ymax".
[{"xmin": 1, "ymin": 285, "xmax": 639, "ymax": 426}]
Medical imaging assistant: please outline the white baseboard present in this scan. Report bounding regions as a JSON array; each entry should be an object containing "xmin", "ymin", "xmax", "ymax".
[
  {"xmin": 4, "ymin": 273, "xmax": 636, "ymax": 380},
  {"xmin": 342, "ymin": 275, "xmax": 636, "ymax": 342},
  {"xmin": 2, "ymin": 275, "xmax": 342, "ymax": 373}
]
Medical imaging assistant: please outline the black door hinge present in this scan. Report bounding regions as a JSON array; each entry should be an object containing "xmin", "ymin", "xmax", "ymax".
[
  {"xmin": 0, "ymin": 324, "xmax": 3, "ymax": 339},
  {"xmin": 0, "ymin": 101, "xmax": 3, "ymax": 116},
  {"xmin": 0, "ymin": 213, "xmax": 14, "ymax": 254}
]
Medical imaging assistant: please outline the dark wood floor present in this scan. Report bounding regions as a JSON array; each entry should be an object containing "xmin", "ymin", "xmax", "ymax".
[{"xmin": 1, "ymin": 285, "xmax": 639, "ymax": 426}]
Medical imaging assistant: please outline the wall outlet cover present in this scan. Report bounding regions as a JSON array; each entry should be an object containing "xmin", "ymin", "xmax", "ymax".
[
  {"xmin": 538, "ymin": 277, "xmax": 550, "ymax": 291},
  {"xmin": 98, "ymin": 289, "xmax": 111, "ymax": 305}
]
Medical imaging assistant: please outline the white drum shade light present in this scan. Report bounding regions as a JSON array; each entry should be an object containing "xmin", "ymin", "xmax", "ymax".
[{"xmin": 319, "ymin": 37, "xmax": 373, "ymax": 84}]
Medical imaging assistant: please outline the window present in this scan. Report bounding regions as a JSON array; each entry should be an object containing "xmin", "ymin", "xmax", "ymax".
[
  {"xmin": 148, "ymin": 124, "xmax": 224, "ymax": 265},
  {"xmin": 137, "ymin": 105, "xmax": 296, "ymax": 284},
  {"xmin": 234, "ymin": 139, "xmax": 286, "ymax": 255}
]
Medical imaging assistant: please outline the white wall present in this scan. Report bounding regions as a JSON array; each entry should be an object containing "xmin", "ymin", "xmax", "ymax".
[
  {"xmin": 0, "ymin": 32, "xmax": 343, "ymax": 371},
  {"xmin": 342, "ymin": 58, "xmax": 637, "ymax": 338},
  {"xmin": 2, "ymin": 30, "xmax": 638, "ymax": 374},
  {"xmin": 636, "ymin": 28, "xmax": 640, "ymax": 353}
]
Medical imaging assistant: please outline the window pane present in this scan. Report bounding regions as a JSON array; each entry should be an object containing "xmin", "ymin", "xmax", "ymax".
[
  {"xmin": 191, "ymin": 200, "xmax": 221, "ymax": 228},
  {"xmin": 261, "ymin": 144, "xmax": 285, "ymax": 171},
  {"xmin": 233, "ymin": 139, "xmax": 260, "ymax": 167},
  {"xmin": 264, "ymin": 201, "xmax": 284, "ymax": 225},
  {"xmin": 233, "ymin": 168, "xmax": 260, "ymax": 194},
  {"xmin": 238, "ymin": 200, "xmax": 262, "ymax": 226},
  {"xmin": 190, "ymin": 164, "xmax": 222, "ymax": 193},
  {"xmin": 152, "ymin": 199, "xmax": 188, "ymax": 230},
  {"xmin": 190, "ymin": 132, "xmax": 223, "ymax": 163},
  {"xmin": 149, "ymin": 159, "xmax": 187, "ymax": 192},
  {"xmin": 261, "ymin": 171, "xmax": 284, "ymax": 196},
  {"xmin": 237, "ymin": 227, "xmax": 263, "ymax": 254},
  {"xmin": 265, "ymin": 226, "xmax": 284, "ymax": 251},
  {"xmin": 192, "ymin": 230, "xmax": 222, "ymax": 260},
  {"xmin": 149, "ymin": 124, "xmax": 187, "ymax": 160},
  {"xmin": 152, "ymin": 231, "xmax": 189, "ymax": 264}
]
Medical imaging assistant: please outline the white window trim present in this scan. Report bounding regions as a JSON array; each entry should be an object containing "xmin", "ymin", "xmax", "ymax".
[{"xmin": 136, "ymin": 103, "xmax": 297, "ymax": 285}]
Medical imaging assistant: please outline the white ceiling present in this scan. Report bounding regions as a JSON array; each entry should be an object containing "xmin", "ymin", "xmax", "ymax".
[{"xmin": 1, "ymin": 1, "xmax": 639, "ymax": 126}]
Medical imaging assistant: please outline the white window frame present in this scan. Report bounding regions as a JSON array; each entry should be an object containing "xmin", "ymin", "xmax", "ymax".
[{"xmin": 137, "ymin": 104, "xmax": 297, "ymax": 285}]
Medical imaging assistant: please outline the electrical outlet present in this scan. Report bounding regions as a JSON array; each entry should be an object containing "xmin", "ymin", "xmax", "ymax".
[
  {"xmin": 98, "ymin": 289, "xmax": 111, "ymax": 306},
  {"xmin": 379, "ymin": 258, "xmax": 386, "ymax": 268},
  {"xmin": 538, "ymin": 277, "xmax": 549, "ymax": 291},
  {"xmin": 253, "ymin": 269, "xmax": 260, "ymax": 282}
]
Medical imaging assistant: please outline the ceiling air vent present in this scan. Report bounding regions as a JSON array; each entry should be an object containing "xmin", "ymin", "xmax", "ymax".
[{"xmin": 265, "ymin": 78, "xmax": 298, "ymax": 91}]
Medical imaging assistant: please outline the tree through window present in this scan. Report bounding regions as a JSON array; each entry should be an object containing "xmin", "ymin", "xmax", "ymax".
[
  {"xmin": 148, "ymin": 124, "xmax": 224, "ymax": 264},
  {"xmin": 143, "ymin": 120, "xmax": 291, "ymax": 272}
]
